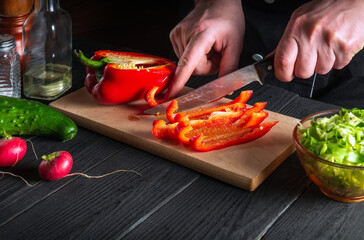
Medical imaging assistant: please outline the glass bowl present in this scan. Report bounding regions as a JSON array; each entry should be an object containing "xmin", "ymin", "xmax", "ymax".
[{"xmin": 293, "ymin": 109, "xmax": 364, "ymax": 203}]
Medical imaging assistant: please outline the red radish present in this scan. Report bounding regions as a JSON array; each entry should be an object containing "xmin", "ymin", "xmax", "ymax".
[
  {"xmin": 0, "ymin": 135, "xmax": 27, "ymax": 167},
  {"xmin": 39, "ymin": 151, "xmax": 73, "ymax": 181}
]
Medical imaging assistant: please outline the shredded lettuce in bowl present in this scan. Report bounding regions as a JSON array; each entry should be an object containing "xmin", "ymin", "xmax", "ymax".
[
  {"xmin": 299, "ymin": 108, "xmax": 364, "ymax": 166},
  {"xmin": 297, "ymin": 108, "xmax": 364, "ymax": 197}
]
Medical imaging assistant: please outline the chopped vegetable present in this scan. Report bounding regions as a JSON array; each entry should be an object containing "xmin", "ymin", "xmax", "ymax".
[
  {"xmin": 299, "ymin": 108, "xmax": 364, "ymax": 166},
  {"xmin": 298, "ymin": 108, "xmax": 364, "ymax": 195},
  {"xmin": 145, "ymin": 86, "xmax": 168, "ymax": 107},
  {"xmin": 191, "ymin": 121, "xmax": 277, "ymax": 151},
  {"xmin": 153, "ymin": 90, "xmax": 277, "ymax": 151}
]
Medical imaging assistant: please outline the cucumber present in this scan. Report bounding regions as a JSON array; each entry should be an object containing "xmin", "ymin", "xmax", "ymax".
[{"xmin": 0, "ymin": 96, "xmax": 77, "ymax": 141}]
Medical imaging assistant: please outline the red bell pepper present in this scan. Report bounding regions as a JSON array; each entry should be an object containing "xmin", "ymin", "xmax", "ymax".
[
  {"xmin": 166, "ymin": 90, "xmax": 252, "ymax": 123},
  {"xmin": 151, "ymin": 90, "xmax": 278, "ymax": 151},
  {"xmin": 152, "ymin": 120, "xmax": 179, "ymax": 140},
  {"xmin": 190, "ymin": 121, "xmax": 278, "ymax": 151},
  {"xmin": 176, "ymin": 103, "xmax": 267, "ymax": 144},
  {"xmin": 176, "ymin": 109, "xmax": 246, "ymax": 144},
  {"xmin": 74, "ymin": 50, "xmax": 176, "ymax": 105},
  {"xmin": 145, "ymin": 86, "xmax": 169, "ymax": 107}
]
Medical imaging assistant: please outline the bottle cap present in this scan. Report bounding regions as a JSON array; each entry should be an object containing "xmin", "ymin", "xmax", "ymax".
[{"xmin": 0, "ymin": 34, "xmax": 16, "ymax": 51}]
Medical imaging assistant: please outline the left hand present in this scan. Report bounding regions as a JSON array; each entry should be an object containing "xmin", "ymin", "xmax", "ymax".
[{"xmin": 274, "ymin": 0, "xmax": 364, "ymax": 82}]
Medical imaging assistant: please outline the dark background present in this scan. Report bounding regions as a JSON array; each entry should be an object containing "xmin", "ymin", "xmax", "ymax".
[{"xmin": 62, "ymin": 0, "xmax": 194, "ymax": 59}]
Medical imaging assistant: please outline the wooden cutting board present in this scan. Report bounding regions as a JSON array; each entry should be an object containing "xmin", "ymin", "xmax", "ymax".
[{"xmin": 50, "ymin": 87, "xmax": 298, "ymax": 191}]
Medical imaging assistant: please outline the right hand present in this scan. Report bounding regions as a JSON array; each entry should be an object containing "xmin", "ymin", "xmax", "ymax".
[{"xmin": 166, "ymin": 0, "xmax": 245, "ymax": 99}]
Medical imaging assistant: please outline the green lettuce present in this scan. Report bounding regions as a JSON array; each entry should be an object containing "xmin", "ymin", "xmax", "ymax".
[
  {"xmin": 299, "ymin": 108, "xmax": 364, "ymax": 166},
  {"xmin": 299, "ymin": 108, "xmax": 364, "ymax": 196}
]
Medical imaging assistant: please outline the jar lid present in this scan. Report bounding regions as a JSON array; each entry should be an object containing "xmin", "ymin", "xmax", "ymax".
[{"xmin": 0, "ymin": 34, "xmax": 16, "ymax": 51}]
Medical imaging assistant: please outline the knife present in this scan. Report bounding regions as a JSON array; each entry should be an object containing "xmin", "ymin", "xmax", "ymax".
[{"xmin": 144, "ymin": 54, "xmax": 274, "ymax": 115}]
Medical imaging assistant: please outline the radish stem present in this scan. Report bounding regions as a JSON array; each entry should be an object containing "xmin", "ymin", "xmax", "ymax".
[
  {"xmin": 66, "ymin": 169, "xmax": 142, "ymax": 178},
  {"xmin": 0, "ymin": 171, "xmax": 34, "ymax": 187},
  {"xmin": 25, "ymin": 139, "xmax": 38, "ymax": 160}
]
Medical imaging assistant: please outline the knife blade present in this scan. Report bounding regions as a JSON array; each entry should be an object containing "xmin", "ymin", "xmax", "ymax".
[{"xmin": 144, "ymin": 54, "xmax": 274, "ymax": 115}]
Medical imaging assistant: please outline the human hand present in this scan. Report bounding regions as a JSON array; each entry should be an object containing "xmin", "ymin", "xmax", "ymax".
[
  {"xmin": 166, "ymin": 0, "xmax": 245, "ymax": 98},
  {"xmin": 275, "ymin": 0, "xmax": 364, "ymax": 82}
]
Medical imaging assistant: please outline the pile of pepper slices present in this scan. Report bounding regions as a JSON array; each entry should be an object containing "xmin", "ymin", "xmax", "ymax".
[{"xmin": 152, "ymin": 90, "xmax": 278, "ymax": 151}]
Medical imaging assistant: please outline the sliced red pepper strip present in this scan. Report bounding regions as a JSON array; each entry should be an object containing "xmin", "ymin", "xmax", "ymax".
[
  {"xmin": 202, "ymin": 111, "xmax": 267, "ymax": 137},
  {"xmin": 245, "ymin": 102, "xmax": 267, "ymax": 115},
  {"xmin": 177, "ymin": 103, "xmax": 267, "ymax": 144},
  {"xmin": 176, "ymin": 121, "xmax": 193, "ymax": 144},
  {"xmin": 176, "ymin": 109, "xmax": 246, "ymax": 144},
  {"xmin": 75, "ymin": 50, "xmax": 176, "ymax": 105},
  {"xmin": 174, "ymin": 102, "xmax": 246, "ymax": 122},
  {"xmin": 230, "ymin": 90, "xmax": 253, "ymax": 104},
  {"xmin": 166, "ymin": 99, "xmax": 179, "ymax": 123},
  {"xmin": 145, "ymin": 86, "xmax": 168, "ymax": 107},
  {"xmin": 190, "ymin": 121, "xmax": 278, "ymax": 152},
  {"xmin": 236, "ymin": 111, "xmax": 268, "ymax": 128},
  {"xmin": 165, "ymin": 90, "xmax": 252, "ymax": 123},
  {"xmin": 173, "ymin": 90, "xmax": 253, "ymax": 122},
  {"xmin": 152, "ymin": 120, "xmax": 178, "ymax": 140},
  {"xmin": 231, "ymin": 102, "xmax": 267, "ymax": 127}
]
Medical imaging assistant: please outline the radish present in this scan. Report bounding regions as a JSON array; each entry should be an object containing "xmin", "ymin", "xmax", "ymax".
[
  {"xmin": 39, "ymin": 151, "xmax": 73, "ymax": 181},
  {"xmin": 0, "ymin": 135, "xmax": 27, "ymax": 167},
  {"xmin": 39, "ymin": 150, "xmax": 142, "ymax": 182}
]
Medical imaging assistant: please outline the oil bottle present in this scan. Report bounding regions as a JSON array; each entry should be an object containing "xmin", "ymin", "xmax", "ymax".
[{"xmin": 22, "ymin": 0, "xmax": 72, "ymax": 100}]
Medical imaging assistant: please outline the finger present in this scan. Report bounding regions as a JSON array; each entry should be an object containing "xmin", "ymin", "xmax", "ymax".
[
  {"xmin": 333, "ymin": 42, "xmax": 356, "ymax": 70},
  {"xmin": 315, "ymin": 47, "xmax": 335, "ymax": 75},
  {"xmin": 294, "ymin": 45, "xmax": 317, "ymax": 79},
  {"xmin": 274, "ymin": 37, "xmax": 298, "ymax": 82},
  {"xmin": 170, "ymin": 27, "xmax": 186, "ymax": 58},
  {"xmin": 193, "ymin": 49, "xmax": 221, "ymax": 75},
  {"xmin": 165, "ymin": 33, "xmax": 215, "ymax": 99},
  {"xmin": 169, "ymin": 29, "xmax": 181, "ymax": 58},
  {"xmin": 218, "ymin": 43, "xmax": 242, "ymax": 77}
]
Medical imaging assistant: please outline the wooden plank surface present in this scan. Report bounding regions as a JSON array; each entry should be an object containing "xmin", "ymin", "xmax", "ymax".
[
  {"xmin": 0, "ymin": 140, "xmax": 199, "ymax": 240},
  {"xmin": 50, "ymin": 87, "xmax": 298, "ymax": 191}
]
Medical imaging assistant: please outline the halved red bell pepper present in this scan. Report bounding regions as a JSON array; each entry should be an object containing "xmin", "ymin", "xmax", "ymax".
[
  {"xmin": 190, "ymin": 121, "xmax": 278, "ymax": 151},
  {"xmin": 74, "ymin": 50, "xmax": 176, "ymax": 105}
]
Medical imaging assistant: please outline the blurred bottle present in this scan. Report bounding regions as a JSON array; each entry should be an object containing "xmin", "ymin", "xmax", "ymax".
[
  {"xmin": 22, "ymin": 0, "xmax": 72, "ymax": 100},
  {"xmin": 0, "ymin": 34, "xmax": 21, "ymax": 98},
  {"xmin": 0, "ymin": 0, "xmax": 34, "ymax": 62}
]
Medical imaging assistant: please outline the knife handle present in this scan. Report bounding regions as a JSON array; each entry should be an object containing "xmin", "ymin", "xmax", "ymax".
[{"xmin": 254, "ymin": 54, "xmax": 274, "ymax": 83}]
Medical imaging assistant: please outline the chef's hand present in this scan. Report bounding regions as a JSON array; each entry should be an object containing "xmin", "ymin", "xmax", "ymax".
[
  {"xmin": 165, "ymin": 0, "xmax": 245, "ymax": 99},
  {"xmin": 275, "ymin": 0, "xmax": 364, "ymax": 82}
]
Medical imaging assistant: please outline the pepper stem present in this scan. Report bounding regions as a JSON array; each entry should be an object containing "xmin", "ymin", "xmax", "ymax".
[{"xmin": 73, "ymin": 49, "xmax": 107, "ymax": 69}]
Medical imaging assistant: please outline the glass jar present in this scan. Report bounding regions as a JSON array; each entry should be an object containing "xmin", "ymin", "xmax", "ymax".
[
  {"xmin": 0, "ymin": 0, "xmax": 34, "ymax": 62},
  {"xmin": 0, "ymin": 34, "xmax": 21, "ymax": 98},
  {"xmin": 22, "ymin": 0, "xmax": 72, "ymax": 100}
]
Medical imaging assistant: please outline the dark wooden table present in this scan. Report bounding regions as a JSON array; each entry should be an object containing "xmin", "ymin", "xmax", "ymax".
[{"xmin": 1, "ymin": 38, "xmax": 363, "ymax": 240}]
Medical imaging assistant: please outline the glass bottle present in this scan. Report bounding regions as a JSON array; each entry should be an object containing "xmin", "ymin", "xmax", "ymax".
[
  {"xmin": 22, "ymin": 0, "xmax": 72, "ymax": 100},
  {"xmin": 0, "ymin": 34, "xmax": 21, "ymax": 98}
]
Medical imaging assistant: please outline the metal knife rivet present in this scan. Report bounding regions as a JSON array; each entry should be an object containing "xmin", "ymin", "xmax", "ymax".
[
  {"xmin": 268, "ymin": 65, "xmax": 272, "ymax": 70},
  {"xmin": 252, "ymin": 53, "xmax": 263, "ymax": 62}
]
